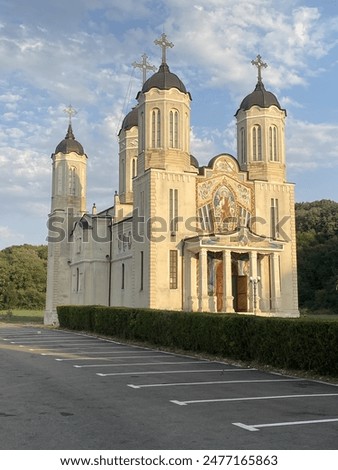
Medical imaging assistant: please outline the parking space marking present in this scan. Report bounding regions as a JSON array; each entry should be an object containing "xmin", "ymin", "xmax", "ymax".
[
  {"xmin": 55, "ymin": 354, "xmax": 168, "ymax": 361},
  {"xmin": 10, "ymin": 339, "xmax": 103, "ymax": 345},
  {"xmin": 30, "ymin": 346, "xmax": 129, "ymax": 352},
  {"xmin": 233, "ymin": 417, "xmax": 338, "ymax": 432},
  {"xmin": 97, "ymin": 368, "xmax": 251, "ymax": 377},
  {"xmin": 171, "ymin": 392, "xmax": 338, "ymax": 406},
  {"xmin": 127, "ymin": 378, "xmax": 305, "ymax": 389},
  {"xmin": 73, "ymin": 360, "xmax": 207, "ymax": 369}
]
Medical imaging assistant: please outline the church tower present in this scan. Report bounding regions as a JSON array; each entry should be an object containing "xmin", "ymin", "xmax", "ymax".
[
  {"xmin": 136, "ymin": 34, "xmax": 192, "ymax": 175},
  {"xmin": 235, "ymin": 55, "xmax": 287, "ymax": 183},
  {"xmin": 118, "ymin": 106, "xmax": 138, "ymax": 204},
  {"xmin": 45, "ymin": 107, "xmax": 87, "ymax": 325}
]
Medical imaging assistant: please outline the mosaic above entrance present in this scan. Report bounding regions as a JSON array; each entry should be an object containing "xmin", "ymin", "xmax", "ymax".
[{"xmin": 197, "ymin": 154, "xmax": 254, "ymax": 234}]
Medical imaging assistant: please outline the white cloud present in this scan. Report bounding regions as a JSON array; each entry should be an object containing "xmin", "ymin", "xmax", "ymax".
[
  {"xmin": 0, "ymin": 226, "xmax": 24, "ymax": 249},
  {"xmin": 287, "ymin": 118, "xmax": 338, "ymax": 169},
  {"xmin": 0, "ymin": 0, "xmax": 337, "ymax": 249}
]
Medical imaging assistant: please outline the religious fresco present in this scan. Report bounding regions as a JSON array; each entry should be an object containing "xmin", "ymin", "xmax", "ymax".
[
  {"xmin": 197, "ymin": 155, "xmax": 254, "ymax": 234},
  {"xmin": 213, "ymin": 185, "xmax": 237, "ymax": 232}
]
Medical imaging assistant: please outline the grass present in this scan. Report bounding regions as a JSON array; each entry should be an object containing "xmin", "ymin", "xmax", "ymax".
[
  {"xmin": 0, "ymin": 309, "xmax": 44, "ymax": 324},
  {"xmin": 300, "ymin": 312, "xmax": 338, "ymax": 321}
]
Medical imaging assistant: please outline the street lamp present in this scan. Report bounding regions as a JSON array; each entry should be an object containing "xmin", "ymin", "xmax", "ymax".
[{"xmin": 250, "ymin": 276, "xmax": 261, "ymax": 313}]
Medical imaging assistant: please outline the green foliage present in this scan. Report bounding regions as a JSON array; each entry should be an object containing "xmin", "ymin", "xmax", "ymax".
[
  {"xmin": 0, "ymin": 244, "xmax": 47, "ymax": 310},
  {"xmin": 0, "ymin": 309, "xmax": 44, "ymax": 323},
  {"xmin": 295, "ymin": 200, "xmax": 338, "ymax": 314},
  {"xmin": 58, "ymin": 306, "xmax": 338, "ymax": 377},
  {"xmin": 1, "ymin": 199, "xmax": 337, "ymax": 314}
]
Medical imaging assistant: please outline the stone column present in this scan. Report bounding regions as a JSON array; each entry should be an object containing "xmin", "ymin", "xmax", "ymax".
[
  {"xmin": 222, "ymin": 250, "xmax": 234, "ymax": 313},
  {"xmin": 198, "ymin": 248, "xmax": 209, "ymax": 311},
  {"xmin": 249, "ymin": 251, "xmax": 261, "ymax": 313},
  {"xmin": 185, "ymin": 251, "xmax": 198, "ymax": 311},
  {"xmin": 270, "ymin": 252, "xmax": 281, "ymax": 312}
]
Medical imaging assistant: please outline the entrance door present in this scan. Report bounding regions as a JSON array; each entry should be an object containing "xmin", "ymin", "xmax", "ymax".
[
  {"xmin": 236, "ymin": 275, "xmax": 248, "ymax": 312},
  {"xmin": 216, "ymin": 263, "xmax": 248, "ymax": 312}
]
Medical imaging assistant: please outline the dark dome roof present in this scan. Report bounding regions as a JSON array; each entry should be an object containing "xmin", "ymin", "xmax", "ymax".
[
  {"xmin": 236, "ymin": 81, "xmax": 283, "ymax": 114},
  {"xmin": 142, "ymin": 63, "xmax": 187, "ymax": 94},
  {"xmin": 190, "ymin": 154, "xmax": 199, "ymax": 168},
  {"xmin": 121, "ymin": 107, "xmax": 138, "ymax": 131},
  {"xmin": 55, "ymin": 124, "xmax": 84, "ymax": 155}
]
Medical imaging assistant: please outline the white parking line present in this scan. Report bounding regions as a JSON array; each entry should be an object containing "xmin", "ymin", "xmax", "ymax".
[
  {"xmin": 127, "ymin": 378, "xmax": 305, "ymax": 389},
  {"xmin": 233, "ymin": 417, "xmax": 338, "ymax": 432},
  {"xmin": 74, "ymin": 360, "xmax": 207, "ymax": 368},
  {"xmin": 97, "ymin": 368, "xmax": 251, "ymax": 377},
  {"xmin": 171, "ymin": 393, "xmax": 338, "ymax": 406},
  {"xmin": 30, "ymin": 347, "xmax": 129, "ymax": 352},
  {"xmin": 55, "ymin": 354, "xmax": 167, "ymax": 361},
  {"xmin": 10, "ymin": 340, "xmax": 100, "ymax": 344}
]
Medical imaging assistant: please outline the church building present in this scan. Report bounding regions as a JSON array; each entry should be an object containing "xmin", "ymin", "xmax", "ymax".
[{"xmin": 45, "ymin": 34, "xmax": 299, "ymax": 325}]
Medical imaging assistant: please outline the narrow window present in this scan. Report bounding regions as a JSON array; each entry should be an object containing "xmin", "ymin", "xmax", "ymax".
[
  {"xmin": 240, "ymin": 128, "xmax": 246, "ymax": 163},
  {"xmin": 121, "ymin": 159, "xmax": 125, "ymax": 192},
  {"xmin": 140, "ymin": 112, "xmax": 144, "ymax": 150},
  {"xmin": 270, "ymin": 198, "xmax": 279, "ymax": 238},
  {"xmin": 132, "ymin": 158, "xmax": 137, "ymax": 178},
  {"xmin": 76, "ymin": 267, "xmax": 80, "ymax": 292},
  {"xmin": 140, "ymin": 251, "xmax": 144, "ymax": 291},
  {"xmin": 269, "ymin": 126, "xmax": 278, "ymax": 161},
  {"xmin": 199, "ymin": 204, "xmax": 214, "ymax": 232},
  {"xmin": 169, "ymin": 189, "xmax": 178, "ymax": 232},
  {"xmin": 169, "ymin": 110, "xmax": 179, "ymax": 148},
  {"xmin": 69, "ymin": 166, "xmax": 76, "ymax": 195},
  {"xmin": 139, "ymin": 190, "xmax": 145, "ymax": 235},
  {"xmin": 252, "ymin": 125, "xmax": 262, "ymax": 161},
  {"xmin": 121, "ymin": 263, "xmax": 125, "ymax": 289},
  {"xmin": 169, "ymin": 250, "xmax": 178, "ymax": 289},
  {"xmin": 151, "ymin": 108, "xmax": 161, "ymax": 148}
]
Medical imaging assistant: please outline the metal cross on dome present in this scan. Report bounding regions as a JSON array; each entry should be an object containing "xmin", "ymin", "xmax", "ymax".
[
  {"xmin": 132, "ymin": 53, "xmax": 157, "ymax": 84},
  {"xmin": 154, "ymin": 33, "xmax": 174, "ymax": 64},
  {"xmin": 64, "ymin": 104, "xmax": 78, "ymax": 124},
  {"xmin": 251, "ymin": 54, "xmax": 268, "ymax": 83}
]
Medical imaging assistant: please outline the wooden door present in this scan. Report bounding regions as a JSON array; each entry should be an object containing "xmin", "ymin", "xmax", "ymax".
[{"xmin": 237, "ymin": 275, "xmax": 248, "ymax": 312}]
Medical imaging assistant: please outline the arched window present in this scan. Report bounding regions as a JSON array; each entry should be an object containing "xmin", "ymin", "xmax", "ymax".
[
  {"xmin": 252, "ymin": 125, "xmax": 262, "ymax": 161},
  {"xmin": 69, "ymin": 166, "xmax": 76, "ymax": 196},
  {"xmin": 169, "ymin": 109, "xmax": 179, "ymax": 148},
  {"xmin": 151, "ymin": 108, "xmax": 161, "ymax": 148},
  {"xmin": 269, "ymin": 125, "xmax": 279, "ymax": 161},
  {"xmin": 240, "ymin": 128, "xmax": 246, "ymax": 163}
]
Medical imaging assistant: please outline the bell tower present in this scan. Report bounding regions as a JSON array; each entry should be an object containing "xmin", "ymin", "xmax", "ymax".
[
  {"xmin": 50, "ymin": 106, "xmax": 87, "ymax": 215},
  {"xmin": 45, "ymin": 106, "xmax": 87, "ymax": 325},
  {"xmin": 235, "ymin": 55, "xmax": 287, "ymax": 183},
  {"xmin": 136, "ymin": 33, "xmax": 192, "ymax": 175}
]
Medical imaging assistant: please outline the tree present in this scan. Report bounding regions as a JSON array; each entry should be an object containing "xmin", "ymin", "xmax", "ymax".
[
  {"xmin": 296, "ymin": 200, "xmax": 338, "ymax": 314},
  {"xmin": 0, "ymin": 244, "xmax": 47, "ymax": 310}
]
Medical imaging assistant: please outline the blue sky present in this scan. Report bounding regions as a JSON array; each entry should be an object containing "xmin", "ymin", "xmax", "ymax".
[{"xmin": 0, "ymin": 0, "xmax": 338, "ymax": 249}]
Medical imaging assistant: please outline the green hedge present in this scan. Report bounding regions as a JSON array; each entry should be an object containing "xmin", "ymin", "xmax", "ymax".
[{"xmin": 57, "ymin": 306, "xmax": 338, "ymax": 377}]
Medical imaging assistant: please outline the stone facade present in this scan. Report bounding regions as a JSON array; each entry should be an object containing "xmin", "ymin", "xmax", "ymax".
[{"xmin": 45, "ymin": 43, "xmax": 299, "ymax": 325}]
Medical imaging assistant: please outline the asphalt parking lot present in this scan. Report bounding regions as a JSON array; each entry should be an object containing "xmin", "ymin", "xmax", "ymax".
[{"xmin": 0, "ymin": 324, "xmax": 337, "ymax": 449}]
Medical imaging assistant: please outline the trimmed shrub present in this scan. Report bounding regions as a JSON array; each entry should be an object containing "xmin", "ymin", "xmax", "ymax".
[{"xmin": 57, "ymin": 306, "xmax": 338, "ymax": 377}]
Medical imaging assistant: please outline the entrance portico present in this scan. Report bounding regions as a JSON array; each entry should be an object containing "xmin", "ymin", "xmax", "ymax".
[{"xmin": 183, "ymin": 228, "xmax": 284, "ymax": 316}]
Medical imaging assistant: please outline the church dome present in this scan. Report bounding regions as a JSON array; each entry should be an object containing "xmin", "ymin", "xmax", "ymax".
[
  {"xmin": 121, "ymin": 107, "xmax": 138, "ymax": 131},
  {"xmin": 190, "ymin": 154, "xmax": 199, "ymax": 168},
  {"xmin": 142, "ymin": 63, "xmax": 187, "ymax": 94},
  {"xmin": 236, "ymin": 81, "xmax": 282, "ymax": 114},
  {"xmin": 55, "ymin": 124, "xmax": 84, "ymax": 155}
]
